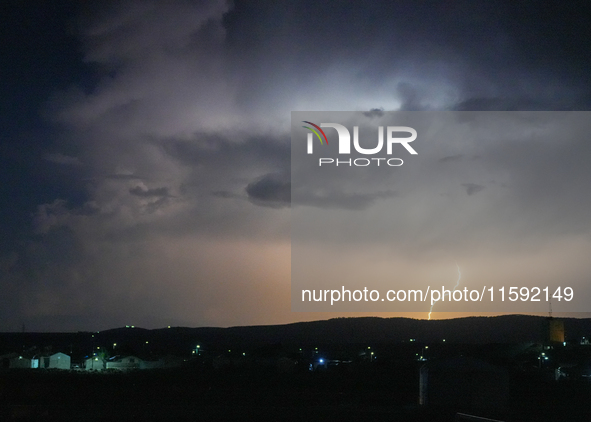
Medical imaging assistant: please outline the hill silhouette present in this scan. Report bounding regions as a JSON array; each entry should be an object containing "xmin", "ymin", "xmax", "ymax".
[{"xmin": 1, "ymin": 315, "xmax": 590, "ymax": 359}]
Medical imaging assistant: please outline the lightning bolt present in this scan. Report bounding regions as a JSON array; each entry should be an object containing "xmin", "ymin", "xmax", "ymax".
[{"xmin": 428, "ymin": 263, "xmax": 461, "ymax": 320}]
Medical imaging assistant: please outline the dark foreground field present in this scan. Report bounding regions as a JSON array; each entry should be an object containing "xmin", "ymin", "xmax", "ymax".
[
  {"xmin": 2, "ymin": 362, "xmax": 591, "ymax": 422},
  {"xmin": 2, "ymin": 363, "xmax": 427, "ymax": 421}
]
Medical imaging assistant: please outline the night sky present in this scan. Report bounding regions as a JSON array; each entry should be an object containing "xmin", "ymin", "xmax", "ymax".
[{"xmin": 2, "ymin": 1, "xmax": 591, "ymax": 331}]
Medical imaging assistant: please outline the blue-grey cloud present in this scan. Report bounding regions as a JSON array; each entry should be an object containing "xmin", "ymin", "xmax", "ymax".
[{"xmin": 129, "ymin": 186, "xmax": 170, "ymax": 198}]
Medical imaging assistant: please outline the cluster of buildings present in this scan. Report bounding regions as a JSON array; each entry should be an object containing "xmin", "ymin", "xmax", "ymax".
[
  {"xmin": 0, "ymin": 352, "xmax": 71, "ymax": 370},
  {"xmin": 84, "ymin": 354, "xmax": 186, "ymax": 371},
  {"xmin": 0, "ymin": 352, "xmax": 186, "ymax": 371}
]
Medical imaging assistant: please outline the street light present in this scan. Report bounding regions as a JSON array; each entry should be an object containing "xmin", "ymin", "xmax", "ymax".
[{"xmin": 420, "ymin": 346, "xmax": 429, "ymax": 361}]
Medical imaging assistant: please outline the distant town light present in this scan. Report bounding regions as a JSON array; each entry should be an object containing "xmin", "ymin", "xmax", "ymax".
[
  {"xmin": 146, "ymin": 341, "xmax": 149, "ymax": 344},
  {"xmin": 168, "ymin": 326, "xmax": 171, "ymax": 328},
  {"xmin": 443, "ymin": 339, "xmax": 446, "ymax": 342}
]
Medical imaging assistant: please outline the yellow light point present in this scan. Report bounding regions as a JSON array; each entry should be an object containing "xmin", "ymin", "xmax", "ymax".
[{"xmin": 428, "ymin": 264, "xmax": 461, "ymax": 320}]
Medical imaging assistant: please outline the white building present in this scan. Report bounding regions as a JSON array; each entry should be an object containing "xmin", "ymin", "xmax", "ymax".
[{"xmin": 32, "ymin": 352, "xmax": 71, "ymax": 370}]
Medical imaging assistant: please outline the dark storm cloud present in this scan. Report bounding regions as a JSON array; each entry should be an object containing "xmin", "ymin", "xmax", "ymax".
[
  {"xmin": 462, "ymin": 183, "xmax": 485, "ymax": 196},
  {"xmin": 363, "ymin": 108, "xmax": 385, "ymax": 119},
  {"xmin": 245, "ymin": 173, "xmax": 290, "ymax": 208},
  {"xmin": 2, "ymin": 0, "xmax": 591, "ymax": 329}
]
